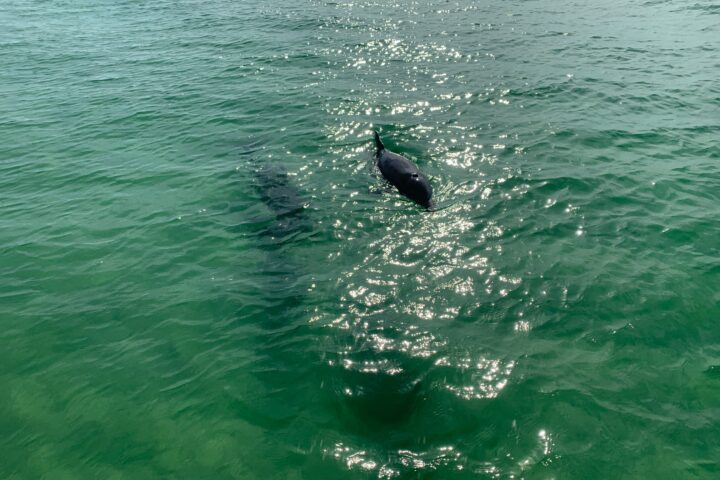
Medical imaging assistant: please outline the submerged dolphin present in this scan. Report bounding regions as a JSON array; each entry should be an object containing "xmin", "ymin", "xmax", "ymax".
[
  {"xmin": 253, "ymin": 163, "xmax": 311, "ymax": 240},
  {"xmin": 255, "ymin": 164, "xmax": 305, "ymax": 216},
  {"xmin": 374, "ymin": 132, "xmax": 433, "ymax": 209}
]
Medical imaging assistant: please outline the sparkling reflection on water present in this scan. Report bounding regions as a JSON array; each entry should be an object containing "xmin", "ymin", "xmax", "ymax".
[{"xmin": 296, "ymin": 1, "xmax": 556, "ymax": 474}]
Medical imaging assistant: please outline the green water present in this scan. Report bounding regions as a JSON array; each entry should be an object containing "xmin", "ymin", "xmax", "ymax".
[{"xmin": 2, "ymin": 0, "xmax": 720, "ymax": 478}]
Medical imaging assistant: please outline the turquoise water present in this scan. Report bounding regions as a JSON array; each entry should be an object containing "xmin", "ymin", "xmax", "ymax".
[{"xmin": 2, "ymin": 0, "xmax": 720, "ymax": 477}]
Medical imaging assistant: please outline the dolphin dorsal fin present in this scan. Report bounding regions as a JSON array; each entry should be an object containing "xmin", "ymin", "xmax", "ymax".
[{"xmin": 374, "ymin": 131, "xmax": 385, "ymax": 155}]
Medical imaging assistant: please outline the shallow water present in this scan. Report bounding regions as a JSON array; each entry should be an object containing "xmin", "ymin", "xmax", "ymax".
[{"xmin": 2, "ymin": 0, "xmax": 720, "ymax": 478}]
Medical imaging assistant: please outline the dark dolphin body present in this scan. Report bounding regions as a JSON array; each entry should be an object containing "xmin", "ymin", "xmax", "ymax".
[
  {"xmin": 255, "ymin": 164, "xmax": 304, "ymax": 216},
  {"xmin": 251, "ymin": 162, "xmax": 312, "ymax": 323},
  {"xmin": 374, "ymin": 132, "xmax": 433, "ymax": 209},
  {"xmin": 254, "ymin": 164, "xmax": 311, "ymax": 240}
]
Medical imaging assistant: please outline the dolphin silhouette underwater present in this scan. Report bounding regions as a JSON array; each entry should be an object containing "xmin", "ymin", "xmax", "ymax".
[
  {"xmin": 253, "ymin": 163, "xmax": 311, "ymax": 240},
  {"xmin": 374, "ymin": 132, "xmax": 433, "ymax": 209}
]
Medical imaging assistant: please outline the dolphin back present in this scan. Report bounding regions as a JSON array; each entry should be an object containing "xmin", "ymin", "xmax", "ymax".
[
  {"xmin": 372, "ymin": 133, "xmax": 433, "ymax": 209},
  {"xmin": 374, "ymin": 131, "xmax": 385, "ymax": 157}
]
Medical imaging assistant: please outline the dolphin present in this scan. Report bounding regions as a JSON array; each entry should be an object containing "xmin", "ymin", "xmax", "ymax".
[
  {"xmin": 253, "ymin": 163, "xmax": 311, "ymax": 240},
  {"xmin": 255, "ymin": 164, "xmax": 305, "ymax": 217},
  {"xmin": 374, "ymin": 132, "xmax": 433, "ymax": 209}
]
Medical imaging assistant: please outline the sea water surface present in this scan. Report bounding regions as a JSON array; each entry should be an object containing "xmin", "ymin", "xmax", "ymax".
[{"xmin": 2, "ymin": 0, "xmax": 720, "ymax": 478}]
